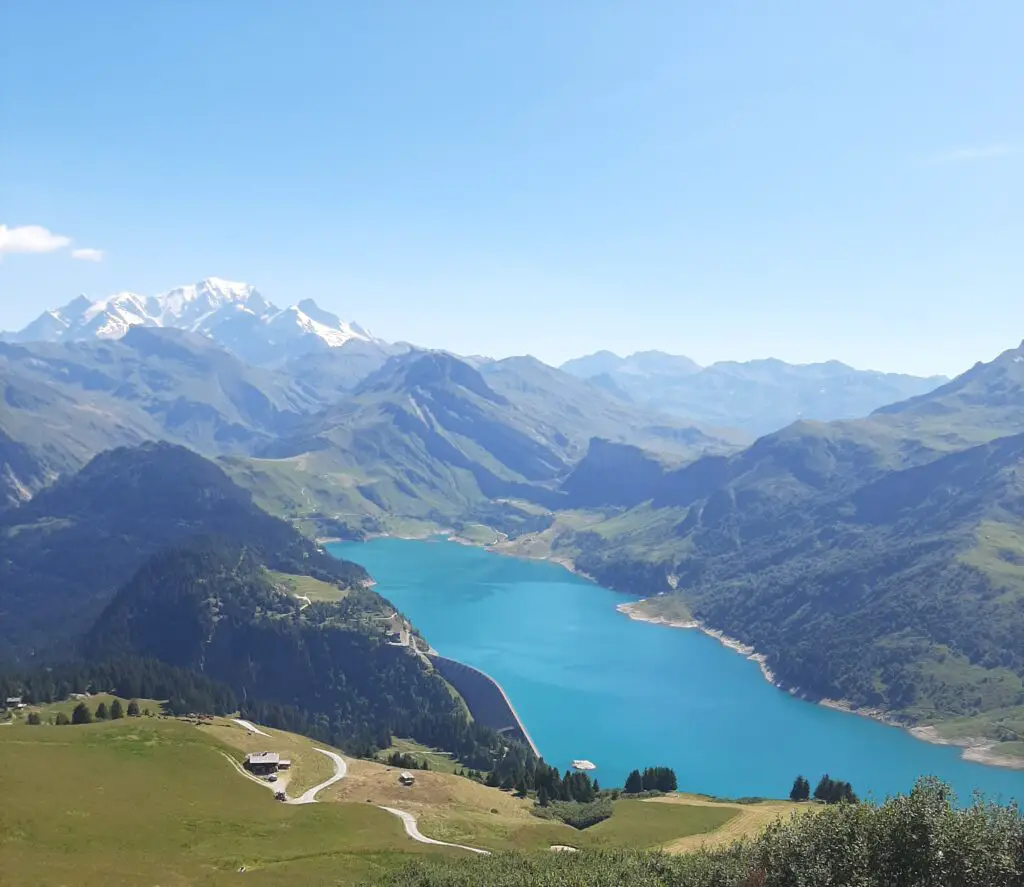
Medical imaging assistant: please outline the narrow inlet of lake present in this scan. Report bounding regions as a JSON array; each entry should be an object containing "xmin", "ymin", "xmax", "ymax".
[{"xmin": 331, "ymin": 537, "xmax": 1024, "ymax": 803}]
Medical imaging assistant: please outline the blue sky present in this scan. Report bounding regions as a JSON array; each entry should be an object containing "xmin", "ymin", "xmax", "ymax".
[{"xmin": 1, "ymin": 1, "xmax": 1021, "ymax": 375}]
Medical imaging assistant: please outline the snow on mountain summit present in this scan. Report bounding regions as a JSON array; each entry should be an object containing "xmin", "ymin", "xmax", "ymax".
[{"xmin": 3, "ymin": 277, "xmax": 377, "ymax": 361}]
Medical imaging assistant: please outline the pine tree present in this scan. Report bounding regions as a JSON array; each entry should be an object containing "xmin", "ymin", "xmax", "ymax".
[
  {"xmin": 126, "ymin": 700, "xmax": 140, "ymax": 717},
  {"xmin": 537, "ymin": 786, "xmax": 550, "ymax": 807},
  {"xmin": 56, "ymin": 712, "xmax": 71, "ymax": 726},
  {"xmin": 813, "ymin": 774, "xmax": 832, "ymax": 802},
  {"xmin": 790, "ymin": 775, "xmax": 810, "ymax": 802},
  {"xmin": 26, "ymin": 711, "xmax": 41, "ymax": 725},
  {"xmin": 72, "ymin": 702, "xmax": 93, "ymax": 725},
  {"xmin": 110, "ymin": 699, "xmax": 124, "ymax": 720},
  {"xmin": 624, "ymin": 769, "xmax": 643, "ymax": 794},
  {"xmin": 95, "ymin": 702, "xmax": 109, "ymax": 720}
]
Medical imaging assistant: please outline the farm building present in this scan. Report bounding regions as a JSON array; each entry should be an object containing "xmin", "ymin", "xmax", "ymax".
[
  {"xmin": 244, "ymin": 752, "xmax": 292, "ymax": 776},
  {"xmin": 399, "ymin": 771, "xmax": 415, "ymax": 786},
  {"xmin": 3, "ymin": 697, "xmax": 25, "ymax": 710}
]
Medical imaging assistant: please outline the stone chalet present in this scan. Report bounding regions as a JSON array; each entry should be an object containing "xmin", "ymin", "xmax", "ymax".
[
  {"xmin": 244, "ymin": 752, "xmax": 292, "ymax": 776},
  {"xmin": 3, "ymin": 697, "xmax": 26, "ymax": 710}
]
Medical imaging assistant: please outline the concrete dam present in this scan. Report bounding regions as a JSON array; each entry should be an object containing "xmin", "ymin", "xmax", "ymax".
[{"xmin": 428, "ymin": 654, "xmax": 540, "ymax": 757}]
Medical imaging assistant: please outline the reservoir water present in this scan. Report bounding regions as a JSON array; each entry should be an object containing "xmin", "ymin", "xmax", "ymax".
[{"xmin": 331, "ymin": 537, "xmax": 1024, "ymax": 804}]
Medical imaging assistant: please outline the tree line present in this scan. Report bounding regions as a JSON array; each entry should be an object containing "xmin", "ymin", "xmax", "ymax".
[
  {"xmin": 624, "ymin": 766, "xmax": 678, "ymax": 794},
  {"xmin": 790, "ymin": 773, "xmax": 858, "ymax": 804},
  {"xmin": 0, "ymin": 657, "xmax": 237, "ymax": 716},
  {"xmin": 24, "ymin": 697, "xmax": 145, "ymax": 726}
]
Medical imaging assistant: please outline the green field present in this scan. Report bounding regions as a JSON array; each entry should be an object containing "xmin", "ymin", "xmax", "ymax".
[
  {"xmin": 0, "ymin": 718, "xmax": 446, "ymax": 887},
  {"xmin": 417, "ymin": 797, "xmax": 736, "ymax": 854},
  {"xmin": 378, "ymin": 737, "xmax": 462, "ymax": 774},
  {"xmin": 267, "ymin": 570, "xmax": 350, "ymax": 602},
  {"xmin": 586, "ymin": 799, "xmax": 736, "ymax": 848}
]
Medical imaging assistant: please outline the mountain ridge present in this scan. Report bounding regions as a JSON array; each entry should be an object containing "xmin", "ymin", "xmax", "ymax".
[
  {"xmin": 2, "ymin": 277, "xmax": 378, "ymax": 365},
  {"xmin": 561, "ymin": 349, "xmax": 948, "ymax": 434}
]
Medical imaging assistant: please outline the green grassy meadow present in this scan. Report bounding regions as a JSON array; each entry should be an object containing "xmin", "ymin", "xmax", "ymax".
[
  {"xmin": 378, "ymin": 737, "xmax": 462, "ymax": 774},
  {"xmin": 0, "ymin": 717, "xmax": 446, "ymax": 887},
  {"xmin": 417, "ymin": 797, "xmax": 737, "ymax": 854},
  {"xmin": 268, "ymin": 570, "xmax": 350, "ymax": 602},
  {"xmin": 585, "ymin": 799, "xmax": 736, "ymax": 848}
]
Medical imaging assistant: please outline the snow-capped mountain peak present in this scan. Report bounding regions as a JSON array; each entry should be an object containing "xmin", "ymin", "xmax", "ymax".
[{"xmin": 3, "ymin": 278, "xmax": 378, "ymax": 363}]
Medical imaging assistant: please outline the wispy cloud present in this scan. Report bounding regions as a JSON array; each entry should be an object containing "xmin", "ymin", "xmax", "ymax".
[
  {"xmin": 928, "ymin": 144, "xmax": 1021, "ymax": 165},
  {"xmin": 71, "ymin": 247, "xmax": 104, "ymax": 262},
  {"xmin": 0, "ymin": 223, "xmax": 72, "ymax": 256}
]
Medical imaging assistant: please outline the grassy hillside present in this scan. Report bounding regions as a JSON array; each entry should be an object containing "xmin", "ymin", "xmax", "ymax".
[
  {"xmin": 0, "ymin": 716, "xmax": 435, "ymax": 886},
  {"xmin": 1, "ymin": 714, "xmax": 805, "ymax": 886}
]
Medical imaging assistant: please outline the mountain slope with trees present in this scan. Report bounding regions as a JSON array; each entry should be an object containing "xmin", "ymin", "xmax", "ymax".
[
  {"xmin": 533, "ymin": 344, "xmax": 1024, "ymax": 742},
  {"xmin": 83, "ymin": 540, "xmax": 531, "ymax": 767},
  {"xmin": 0, "ymin": 441, "xmax": 367, "ymax": 661}
]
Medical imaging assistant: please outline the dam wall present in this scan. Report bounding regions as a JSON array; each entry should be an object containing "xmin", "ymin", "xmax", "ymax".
[{"xmin": 428, "ymin": 654, "xmax": 540, "ymax": 757}]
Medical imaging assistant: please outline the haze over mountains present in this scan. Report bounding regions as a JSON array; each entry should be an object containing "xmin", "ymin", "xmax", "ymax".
[
  {"xmin": 4, "ymin": 278, "xmax": 947, "ymax": 436},
  {"xmin": 562, "ymin": 350, "xmax": 948, "ymax": 435}
]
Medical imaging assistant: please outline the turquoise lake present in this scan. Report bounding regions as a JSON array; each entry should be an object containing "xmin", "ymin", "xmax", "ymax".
[{"xmin": 331, "ymin": 537, "xmax": 1024, "ymax": 804}]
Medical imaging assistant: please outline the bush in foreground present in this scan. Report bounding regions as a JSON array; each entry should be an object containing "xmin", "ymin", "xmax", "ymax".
[{"xmin": 375, "ymin": 779, "xmax": 1023, "ymax": 887}]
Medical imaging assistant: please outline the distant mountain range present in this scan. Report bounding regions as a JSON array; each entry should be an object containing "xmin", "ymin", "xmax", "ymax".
[
  {"xmin": 5, "ymin": 278, "xmax": 950, "ymax": 436},
  {"xmin": 561, "ymin": 350, "xmax": 948, "ymax": 435},
  {"xmin": 0, "ymin": 322, "xmax": 743, "ymax": 513},
  {"xmin": 1, "ymin": 277, "xmax": 390, "ymax": 366}
]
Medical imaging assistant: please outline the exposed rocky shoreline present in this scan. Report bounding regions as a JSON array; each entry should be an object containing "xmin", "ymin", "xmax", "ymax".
[{"xmin": 616, "ymin": 600, "xmax": 1024, "ymax": 773}]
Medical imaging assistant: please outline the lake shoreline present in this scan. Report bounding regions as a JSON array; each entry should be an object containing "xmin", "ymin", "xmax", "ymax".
[
  {"xmin": 334, "ymin": 533, "xmax": 1024, "ymax": 777},
  {"xmin": 447, "ymin": 534, "xmax": 601, "ymax": 584},
  {"xmin": 616, "ymin": 601, "xmax": 777, "ymax": 685},
  {"xmin": 617, "ymin": 600, "xmax": 1024, "ymax": 773}
]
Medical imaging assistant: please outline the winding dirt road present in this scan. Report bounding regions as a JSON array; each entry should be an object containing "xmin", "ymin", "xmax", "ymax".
[
  {"xmin": 286, "ymin": 749, "xmax": 348, "ymax": 805},
  {"xmin": 222, "ymin": 725, "xmax": 490, "ymax": 854},
  {"xmin": 377, "ymin": 806, "xmax": 491, "ymax": 855}
]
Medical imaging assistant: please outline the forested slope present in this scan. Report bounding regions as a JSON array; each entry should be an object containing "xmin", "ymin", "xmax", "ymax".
[
  {"xmin": 544, "ymin": 345, "xmax": 1024, "ymax": 735},
  {"xmin": 85, "ymin": 541, "xmax": 527, "ymax": 765},
  {"xmin": 0, "ymin": 441, "xmax": 367, "ymax": 660}
]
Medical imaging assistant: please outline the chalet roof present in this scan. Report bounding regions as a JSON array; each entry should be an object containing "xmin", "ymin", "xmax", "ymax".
[{"xmin": 246, "ymin": 752, "xmax": 281, "ymax": 765}]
